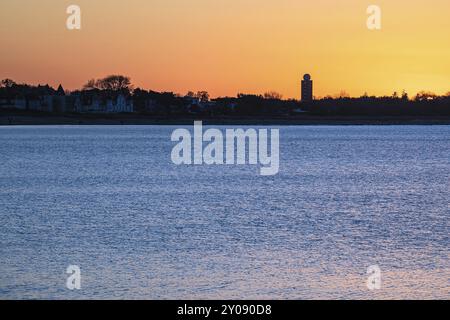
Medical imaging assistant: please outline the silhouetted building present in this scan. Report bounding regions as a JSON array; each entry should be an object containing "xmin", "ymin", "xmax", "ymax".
[
  {"xmin": 72, "ymin": 90, "xmax": 134, "ymax": 113},
  {"xmin": 301, "ymin": 74, "xmax": 313, "ymax": 102},
  {"xmin": 56, "ymin": 84, "xmax": 65, "ymax": 96}
]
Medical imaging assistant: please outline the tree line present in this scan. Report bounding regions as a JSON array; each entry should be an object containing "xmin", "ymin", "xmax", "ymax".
[{"xmin": 1, "ymin": 76, "xmax": 449, "ymax": 116}]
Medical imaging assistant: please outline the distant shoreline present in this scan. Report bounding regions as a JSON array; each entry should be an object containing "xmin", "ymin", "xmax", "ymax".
[{"xmin": 2, "ymin": 111, "xmax": 450, "ymax": 126}]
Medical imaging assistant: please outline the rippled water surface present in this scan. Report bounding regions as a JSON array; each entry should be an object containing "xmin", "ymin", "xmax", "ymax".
[{"xmin": 0, "ymin": 125, "xmax": 449, "ymax": 299}]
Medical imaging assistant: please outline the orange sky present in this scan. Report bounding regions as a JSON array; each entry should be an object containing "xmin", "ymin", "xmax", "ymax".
[{"xmin": 0, "ymin": 0, "xmax": 449, "ymax": 99}]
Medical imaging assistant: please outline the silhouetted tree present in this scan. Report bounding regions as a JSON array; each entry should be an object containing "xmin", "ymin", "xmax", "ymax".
[
  {"xmin": 83, "ymin": 79, "xmax": 97, "ymax": 90},
  {"xmin": 415, "ymin": 91, "xmax": 437, "ymax": 101},
  {"xmin": 264, "ymin": 91, "xmax": 283, "ymax": 100},
  {"xmin": 401, "ymin": 90, "xmax": 409, "ymax": 101},
  {"xmin": 196, "ymin": 91, "xmax": 210, "ymax": 103},
  {"xmin": 96, "ymin": 75, "xmax": 132, "ymax": 92},
  {"xmin": 1, "ymin": 79, "xmax": 16, "ymax": 88},
  {"xmin": 82, "ymin": 75, "xmax": 132, "ymax": 92},
  {"xmin": 336, "ymin": 90, "xmax": 350, "ymax": 99}
]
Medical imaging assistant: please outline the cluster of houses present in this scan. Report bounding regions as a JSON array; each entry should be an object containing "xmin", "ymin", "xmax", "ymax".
[
  {"xmin": 72, "ymin": 89, "xmax": 134, "ymax": 113},
  {"xmin": 0, "ymin": 84, "xmax": 134, "ymax": 114},
  {"xmin": 0, "ymin": 83, "xmax": 300, "ymax": 116},
  {"xmin": 0, "ymin": 84, "xmax": 226, "ymax": 114}
]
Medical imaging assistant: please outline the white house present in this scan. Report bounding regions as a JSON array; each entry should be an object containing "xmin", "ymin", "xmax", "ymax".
[
  {"xmin": 105, "ymin": 94, "xmax": 134, "ymax": 113},
  {"xmin": 73, "ymin": 92, "xmax": 133, "ymax": 113}
]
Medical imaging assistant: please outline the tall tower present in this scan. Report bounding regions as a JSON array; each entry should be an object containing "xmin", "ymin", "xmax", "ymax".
[{"xmin": 301, "ymin": 74, "xmax": 313, "ymax": 102}]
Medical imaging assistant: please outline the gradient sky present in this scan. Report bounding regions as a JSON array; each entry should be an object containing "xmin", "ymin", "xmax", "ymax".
[{"xmin": 0, "ymin": 0, "xmax": 449, "ymax": 98}]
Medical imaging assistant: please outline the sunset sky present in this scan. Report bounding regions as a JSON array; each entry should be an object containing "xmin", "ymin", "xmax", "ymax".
[{"xmin": 0, "ymin": 0, "xmax": 449, "ymax": 98}]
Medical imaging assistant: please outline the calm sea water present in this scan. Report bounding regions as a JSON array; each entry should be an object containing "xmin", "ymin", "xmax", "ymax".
[{"xmin": 0, "ymin": 125, "xmax": 448, "ymax": 300}]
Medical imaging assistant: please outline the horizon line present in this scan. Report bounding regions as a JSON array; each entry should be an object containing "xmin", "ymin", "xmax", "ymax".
[{"xmin": 1, "ymin": 77, "xmax": 449, "ymax": 100}]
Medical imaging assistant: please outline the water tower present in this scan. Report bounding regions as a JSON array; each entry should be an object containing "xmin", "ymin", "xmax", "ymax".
[{"xmin": 301, "ymin": 74, "xmax": 313, "ymax": 102}]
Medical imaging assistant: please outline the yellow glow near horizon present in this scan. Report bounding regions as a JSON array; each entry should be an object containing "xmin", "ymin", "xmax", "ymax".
[{"xmin": 0, "ymin": 0, "xmax": 449, "ymax": 98}]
